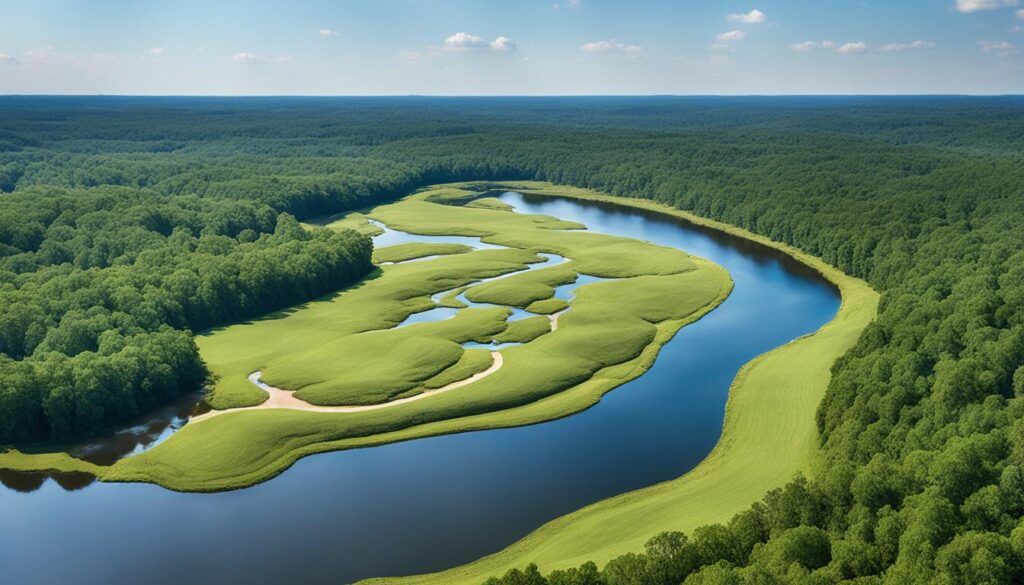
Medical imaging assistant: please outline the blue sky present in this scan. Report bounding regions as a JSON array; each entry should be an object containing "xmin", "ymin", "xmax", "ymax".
[{"xmin": 0, "ymin": 0, "xmax": 1021, "ymax": 95}]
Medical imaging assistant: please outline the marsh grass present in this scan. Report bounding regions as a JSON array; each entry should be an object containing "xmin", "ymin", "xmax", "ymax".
[{"xmin": 3, "ymin": 183, "xmax": 732, "ymax": 497}]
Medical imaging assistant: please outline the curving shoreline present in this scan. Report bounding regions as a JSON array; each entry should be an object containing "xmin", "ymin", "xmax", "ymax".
[
  {"xmin": 0, "ymin": 180, "xmax": 864, "ymax": 515},
  {"xmin": 359, "ymin": 183, "xmax": 878, "ymax": 585},
  {"xmin": 0, "ymin": 182, "xmax": 872, "ymax": 585}
]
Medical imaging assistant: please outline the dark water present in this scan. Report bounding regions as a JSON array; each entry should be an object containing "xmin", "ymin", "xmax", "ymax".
[{"xmin": 0, "ymin": 193, "xmax": 840, "ymax": 585}]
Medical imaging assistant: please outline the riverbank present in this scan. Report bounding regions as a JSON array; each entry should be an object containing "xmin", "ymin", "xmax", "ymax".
[
  {"xmin": 0, "ymin": 183, "xmax": 731, "ymax": 493},
  {"xmin": 359, "ymin": 182, "xmax": 878, "ymax": 585}
]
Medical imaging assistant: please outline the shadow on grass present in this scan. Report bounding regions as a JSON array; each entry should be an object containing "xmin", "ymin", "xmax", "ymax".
[{"xmin": 197, "ymin": 268, "xmax": 387, "ymax": 334}]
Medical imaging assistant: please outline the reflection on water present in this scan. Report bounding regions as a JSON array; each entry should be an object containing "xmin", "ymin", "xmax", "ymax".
[
  {"xmin": 0, "ymin": 469, "xmax": 96, "ymax": 493},
  {"xmin": 501, "ymin": 191, "xmax": 836, "ymax": 290},
  {"xmin": 63, "ymin": 393, "xmax": 210, "ymax": 467},
  {"xmin": 7, "ymin": 392, "xmax": 209, "ymax": 486},
  {"xmin": 0, "ymin": 192, "xmax": 840, "ymax": 585}
]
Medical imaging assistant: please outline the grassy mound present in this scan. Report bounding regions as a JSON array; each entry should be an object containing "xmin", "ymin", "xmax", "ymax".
[
  {"xmin": 494, "ymin": 316, "xmax": 551, "ymax": 344},
  {"xmin": 420, "ymin": 349, "xmax": 495, "ymax": 390},
  {"xmin": 525, "ymin": 298, "xmax": 569, "ymax": 314},
  {"xmin": 466, "ymin": 266, "xmax": 578, "ymax": 307}
]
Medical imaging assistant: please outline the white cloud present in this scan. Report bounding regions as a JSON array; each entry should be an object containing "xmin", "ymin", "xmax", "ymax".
[
  {"xmin": 793, "ymin": 40, "xmax": 865, "ymax": 53},
  {"xmin": 712, "ymin": 30, "xmax": 746, "ymax": 51},
  {"xmin": 276, "ymin": 56, "xmax": 295, "ymax": 63},
  {"xmin": 580, "ymin": 40, "xmax": 644, "ymax": 54},
  {"xmin": 318, "ymin": 28, "xmax": 337, "ymax": 38},
  {"xmin": 399, "ymin": 50, "xmax": 421, "ymax": 61},
  {"xmin": 1018, "ymin": 8, "xmax": 1024, "ymax": 17},
  {"xmin": 444, "ymin": 32, "xmax": 488, "ymax": 50},
  {"xmin": 0, "ymin": 53, "xmax": 19, "ymax": 65},
  {"xmin": 442, "ymin": 32, "xmax": 517, "ymax": 53},
  {"xmin": 836, "ymin": 42, "xmax": 868, "ymax": 54},
  {"xmin": 978, "ymin": 40, "xmax": 1017, "ymax": 52},
  {"xmin": 490, "ymin": 36, "xmax": 517, "ymax": 53},
  {"xmin": 230, "ymin": 52, "xmax": 267, "ymax": 64},
  {"xmin": 24, "ymin": 46, "xmax": 56, "ymax": 61},
  {"xmin": 791, "ymin": 41, "xmax": 819, "ymax": 51},
  {"xmin": 148, "ymin": 47, "xmax": 164, "ymax": 55},
  {"xmin": 881, "ymin": 40, "xmax": 936, "ymax": 51},
  {"xmin": 717, "ymin": 30, "xmax": 747, "ymax": 42},
  {"xmin": 956, "ymin": 0, "xmax": 1018, "ymax": 12},
  {"xmin": 727, "ymin": 9, "xmax": 767, "ymax": 23},
  {"xmin": 92, "ymin": 52, "xmax": 117, "ymax": 61},
  {"xmin": 568, "ymin": 0, "xmax": 582, "ymax": 6}
]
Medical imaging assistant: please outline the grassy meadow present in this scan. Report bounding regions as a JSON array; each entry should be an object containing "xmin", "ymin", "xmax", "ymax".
[{"xmin": 0, "ymin": 184, "xmax": 730, "ymax": 491}]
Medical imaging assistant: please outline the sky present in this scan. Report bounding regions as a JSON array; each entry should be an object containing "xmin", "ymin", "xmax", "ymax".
[{"xmin": 0, "ymin": 0, "xmax": 1022, "ymax": 95}]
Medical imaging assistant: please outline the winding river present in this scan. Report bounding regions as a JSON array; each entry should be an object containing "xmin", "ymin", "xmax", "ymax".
[{"xmin": 0, "ymin": 192, "xmax": 840, "ymax": 585}]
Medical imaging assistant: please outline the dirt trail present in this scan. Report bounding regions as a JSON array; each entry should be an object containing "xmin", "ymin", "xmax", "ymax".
[
  {"xmin": 549, "ymin": 309, "xmax": 568, "ymax": 331},
  {"xmin": 191, "ymin": 351, "xmax": 503, "ymax": 424}
]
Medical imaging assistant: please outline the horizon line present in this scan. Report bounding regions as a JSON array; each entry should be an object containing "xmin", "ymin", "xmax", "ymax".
[{"xmin": 1, "ymin": 93, "xmax": 1024, "ymax": 99}]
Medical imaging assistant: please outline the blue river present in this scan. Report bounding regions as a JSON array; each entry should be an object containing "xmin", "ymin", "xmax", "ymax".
[{"xmin": 0, "ymin": 192, "xmax": 840, "ymax": 585}]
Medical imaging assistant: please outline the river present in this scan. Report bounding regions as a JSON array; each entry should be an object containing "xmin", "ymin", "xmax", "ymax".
[{"xmin": 0, "ymin": 192, "xmax": 840, "ymax": 585}]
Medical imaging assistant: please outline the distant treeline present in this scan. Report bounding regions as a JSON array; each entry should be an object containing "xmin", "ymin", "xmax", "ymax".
[{"xmin": 2, "ymin": 97, "xmax": 1023, "ymax": 582}]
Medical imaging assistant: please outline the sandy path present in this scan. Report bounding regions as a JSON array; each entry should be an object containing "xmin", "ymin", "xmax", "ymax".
[
  {"xmin": 548, "ymin": 309, "xmax": 568, "ymax": 331},
  {"xmin": 191, "ymin": 351, "xmax": 503, "ymax": 424}
]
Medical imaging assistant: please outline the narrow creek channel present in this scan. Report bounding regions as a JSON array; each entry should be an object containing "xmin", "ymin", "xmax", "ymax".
[{"xmin": 0, "ymin": 192, "xmax": 840, "ymax": 585}]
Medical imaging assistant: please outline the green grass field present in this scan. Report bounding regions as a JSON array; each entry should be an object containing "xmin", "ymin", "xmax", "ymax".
[
  {"xmin": 494, "ymin": 316, "xmax": 551, "ymax": 343},
  {"xmin": 372, "ymin": 242, "xmax": 472, "ymax": 264},
  {"xmin": 358, "ymin": 183, "xmax": 878, "ymax": 585},
  {"xmin": 0, "ymin": 183, "xmax": 730, "ymax": 492}
]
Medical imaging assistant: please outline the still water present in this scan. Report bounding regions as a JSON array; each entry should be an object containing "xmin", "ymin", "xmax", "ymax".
[{"xmin": 0, "ymin": 192, "xmax": 839, "ymax": 585}]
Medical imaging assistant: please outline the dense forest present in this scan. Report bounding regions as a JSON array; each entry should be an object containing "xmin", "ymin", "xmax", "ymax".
[{"xmin": 1, "ymin": 96, "xmax": 1023, "ymax": 582}]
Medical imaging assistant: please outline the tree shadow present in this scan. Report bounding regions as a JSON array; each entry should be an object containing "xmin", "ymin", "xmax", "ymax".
[{"xmin": 197, "ymin": 269, "xmax": 386, "ymax": 333}]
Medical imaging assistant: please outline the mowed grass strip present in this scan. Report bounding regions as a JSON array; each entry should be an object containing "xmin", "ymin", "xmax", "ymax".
[{"xmin": 357, "ymin": 182, "xmax": 878, "ymax": 585}]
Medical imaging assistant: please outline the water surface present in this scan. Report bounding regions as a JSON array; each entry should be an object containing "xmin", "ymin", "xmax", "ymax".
[{"xmin": 0, "ymin": 192, "xmax": 839, "ymax": 585}]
